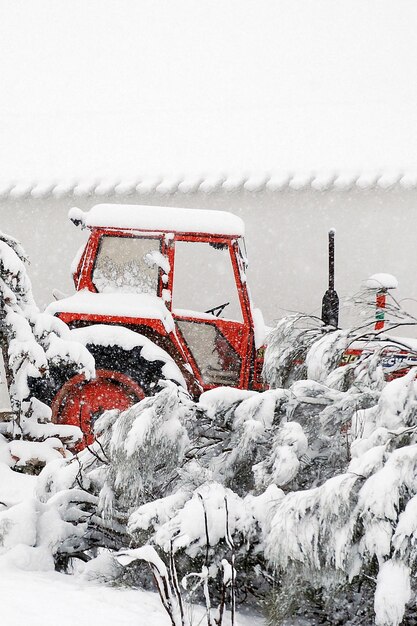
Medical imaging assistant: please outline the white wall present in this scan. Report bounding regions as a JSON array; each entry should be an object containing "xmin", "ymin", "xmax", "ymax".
[{"xmin": 1, "ymin": 188, "xmax": 416, "ymax": 329}]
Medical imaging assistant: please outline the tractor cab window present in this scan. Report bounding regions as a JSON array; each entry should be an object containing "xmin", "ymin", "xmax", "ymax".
[
  {"xmin": 172, "ymin": 240, "xmax": 243, "ymax": 322},
  {"xmin": 92, "ymin": 235, "xmax": 161, "ymax": 294}
]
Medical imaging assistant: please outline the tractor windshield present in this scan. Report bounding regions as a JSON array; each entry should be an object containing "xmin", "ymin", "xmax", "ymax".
[
  {"xmin": 173, "ymin": 240, "xmax": 243, "ymax": 321},
  {"xmin": 92, "ymin": 235, "xmax": 162, "ymax": 294}
]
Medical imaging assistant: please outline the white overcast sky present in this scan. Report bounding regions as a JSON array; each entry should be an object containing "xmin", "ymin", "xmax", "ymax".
[{"xmin": 1, "ymin": 0, "xmax": 417, "ymax": 182}]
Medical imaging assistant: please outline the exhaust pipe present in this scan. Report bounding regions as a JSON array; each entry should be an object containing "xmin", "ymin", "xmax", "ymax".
[{"xmin": 321, "ymin": 229, "xmax": 339, "ymax": 328}]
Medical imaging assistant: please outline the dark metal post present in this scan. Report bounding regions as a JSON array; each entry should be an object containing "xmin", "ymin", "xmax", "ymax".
[{"xmin": 321, "ymin": 229, "xmax": 339, "ymax": 327}]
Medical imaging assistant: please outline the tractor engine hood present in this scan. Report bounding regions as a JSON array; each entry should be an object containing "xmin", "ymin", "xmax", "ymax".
[{"xmin": 46, "ymin": 290, "xmax": 175, "ymax": 334}]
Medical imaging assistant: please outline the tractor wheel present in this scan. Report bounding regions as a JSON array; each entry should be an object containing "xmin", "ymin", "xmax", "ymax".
[{"xmin": 28, "ymin": 327, "xmax": 183, "ymax": 450}]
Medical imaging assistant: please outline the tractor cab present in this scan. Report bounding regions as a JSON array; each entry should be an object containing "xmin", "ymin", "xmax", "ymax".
[{"xmin": 49, "ymin": 205, "xmax": 265, "ymax": 399}]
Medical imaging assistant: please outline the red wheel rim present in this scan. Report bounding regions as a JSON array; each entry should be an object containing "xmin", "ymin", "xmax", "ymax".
[{"xmin": 51, "ymin": 369, "xmax": 146, "ymax": 450}]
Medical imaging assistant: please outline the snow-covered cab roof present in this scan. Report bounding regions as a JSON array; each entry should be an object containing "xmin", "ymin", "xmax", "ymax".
[{"xmin": 69, "ymin": 204, "xmax": 245, "ymax": 237}]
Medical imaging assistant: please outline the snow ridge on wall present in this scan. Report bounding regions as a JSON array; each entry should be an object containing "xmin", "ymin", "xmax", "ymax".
[{"xmin": 3, "ymin": 171, "xmax": 417, "ymax": 199}]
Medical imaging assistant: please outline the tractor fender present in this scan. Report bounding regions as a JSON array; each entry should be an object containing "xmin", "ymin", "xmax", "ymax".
[{"xmin": 69, "ymin": 324, "xmax": 186, "ymax": 389}]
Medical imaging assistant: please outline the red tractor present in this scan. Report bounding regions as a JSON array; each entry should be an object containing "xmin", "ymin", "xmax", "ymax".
[{"xmin": 39, "ymin": 204, "xmax": 267, "ymax": 441}]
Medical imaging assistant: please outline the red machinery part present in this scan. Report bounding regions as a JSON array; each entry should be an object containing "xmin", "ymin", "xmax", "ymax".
[{"xmin": 51, "ymin": 369, "xmax": 145, "ymax": 449}]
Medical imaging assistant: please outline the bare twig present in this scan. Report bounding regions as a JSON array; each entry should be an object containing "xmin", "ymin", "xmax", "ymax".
[
  {"xmin": 198, "ymin": 493, "xmax": 210, "ymax": 567},
  {"xmin": 148, "ymin": 562, "xmax": 177, "ymax": 626},
  {"xmin": 169, "ymin": 542, "xmax": 185, "ymax": 626},
  {"xmin": 224, "ymin": 496, "xmax": 236, "ymax": 626},
  {"xmin": 198, "ymin": 493, "xmax": 212, "ymax": 626}
]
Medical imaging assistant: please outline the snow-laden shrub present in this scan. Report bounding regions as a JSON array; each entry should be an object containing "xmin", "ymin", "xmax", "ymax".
[
  {"xmin": 34, "ymin": 362, "xmax": 364, "ymax": 610},
  {"xmin": 0, "ymin": 231, "xmax": 93, "ymax": 472},
  {"xmin": 35, "ymin": 382, "xmax": 291, "ymax": 605},
  {"xmin": 261, "ymin": 316, "xmax": 417, "ymax": 625},
  {"xmin": 262, "ymin": 314, "xmax": 326, "ymax": 388},
  {"xmin": 31, "ymin": 310, "xmax": 417, "ymax": 624},
  {"xmin": 263, "ymin": 371, "xmax": 417, "ymax": 625}
]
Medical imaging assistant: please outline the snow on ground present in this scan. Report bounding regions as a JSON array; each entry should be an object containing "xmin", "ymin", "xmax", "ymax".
[
  {"xmin": 0, "ymin": 464, "xmax": 265, "ymax": 625},
  {"xmin": 0, "ymin": 566, "xmax": 263, "ymax": 626},
  {"xmin": 0, "ymin": 564, "xmax": 264, "ymax": 626},
  {"xmin": 0, "ymin": 567, "xmax": 162, "ymax": 626}
]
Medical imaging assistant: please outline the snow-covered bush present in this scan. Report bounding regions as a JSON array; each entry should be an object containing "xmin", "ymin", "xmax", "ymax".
[
  {"xmin": 262, "ymin": 315, "xmax": 417, "ymax": 625},
  {"xmin": 35, "ymin": 382, "xmax": 289, "ymax": 608},
  {"xmin": 264, "ymin": 370, "xmax": 417, "ymax": 625},
  {"xmin": 0, "ymin": 231, "xmax": 92, "ymax": 472},
  {"xmin": 30, "ymin": 308, "xmax": 417, "ymax": 624},
  {"xmin": 33, "ymin": 347, "xmax": 369, "ymax": 613}
]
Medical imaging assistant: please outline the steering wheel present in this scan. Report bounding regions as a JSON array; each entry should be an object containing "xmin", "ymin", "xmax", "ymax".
[{"xmin": 204, "ymin": 302, "xmax": 230, "ymax": 317}]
